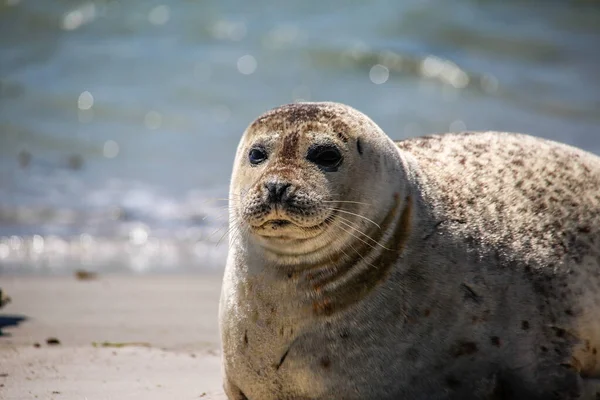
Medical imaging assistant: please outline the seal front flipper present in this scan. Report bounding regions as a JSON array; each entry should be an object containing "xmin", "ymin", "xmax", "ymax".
[{"xmin": 223, "ymin": 379, "xmax": 248, "ymax": 400}]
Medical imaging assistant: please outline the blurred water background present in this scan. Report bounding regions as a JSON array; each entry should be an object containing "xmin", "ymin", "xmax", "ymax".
[{"xmin": 0, "ymin": 0, "xmax": 599, "ymax": 274}]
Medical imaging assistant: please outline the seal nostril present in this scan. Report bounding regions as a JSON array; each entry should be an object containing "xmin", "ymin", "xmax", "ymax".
[{"xmin": 265, "ymin": 182, "xmax": 292, "ymax": 203}]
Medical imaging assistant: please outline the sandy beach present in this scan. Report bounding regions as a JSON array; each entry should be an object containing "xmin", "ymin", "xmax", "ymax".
[{"xmin": 0, "ymin": 274, "xmax": 227, "ymax": 400}]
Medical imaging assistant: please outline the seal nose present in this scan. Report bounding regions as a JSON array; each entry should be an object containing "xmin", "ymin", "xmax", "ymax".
[{"xmin": 265, "ymin": 182, "xmax": 291, "ymax": 203}]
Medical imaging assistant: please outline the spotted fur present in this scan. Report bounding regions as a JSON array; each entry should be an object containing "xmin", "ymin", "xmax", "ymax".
[{"xmin": 219, "ymin": 102, "xmax": 600, "ymax": 400}]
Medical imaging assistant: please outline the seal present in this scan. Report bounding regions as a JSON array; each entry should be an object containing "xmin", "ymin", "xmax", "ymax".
[{"xmin": 219, "ymin": 102, "xmax": 600, "ymax": 399}]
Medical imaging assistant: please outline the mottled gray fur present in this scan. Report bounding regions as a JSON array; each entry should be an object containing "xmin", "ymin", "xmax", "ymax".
[{"xmin": 219, "ymin": 102, "xmax": 600, "ymax": 400}]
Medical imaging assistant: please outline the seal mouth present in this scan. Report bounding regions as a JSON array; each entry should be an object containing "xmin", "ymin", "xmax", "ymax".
[
  {"xmin": 250, "ymin": 212, "xmax": 335, "ymax": 240},
  {"xmin": 253, "ymin": 218, "xmax": 303, "ymax": 238},
  {"xmin": 264, "ymin": 219, "xmax": 291, "ymax": 228}
]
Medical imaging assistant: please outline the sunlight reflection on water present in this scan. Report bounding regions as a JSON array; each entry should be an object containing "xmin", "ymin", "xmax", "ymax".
[{"xmin": 0, "ymin": 0, "xmax": 598, "ymax": 273}]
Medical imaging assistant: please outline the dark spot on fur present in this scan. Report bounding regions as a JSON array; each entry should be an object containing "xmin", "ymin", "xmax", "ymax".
[
  {"xmin": 451, "ymin": 341, "xmax": 479, "ymax": 358},
  {"xmin": 336, "ymin": 131, "xmax": 349, "ymax": 143},
  {"xmin": 593, "ymin": 348, "xmax": 597, "ymax": 355},
  {"xmin": 578, "ymin": 226, "xmax": 591, "ymax": 234},
  {"xmin": 276, "ymin": 347, "xmax": 291, "ymax": 370},
  {"xmin": 552, "ymin": 327, "xmax": 567, "ymax": 338},
  {"xmin": 339, "ymin": 330, "xmax": 349, "ymax": 339},
  {"xmin": 356, "ymin": 138, "xmax": 363, "ymax": 155},
  {"xmin": 490, "ymin": 375, "xmax": 514, "ymax": 400},
  {"xmin": 491, "ymin": 336, "xmax": 501, "ymax": 347},
  {"xmin": 445, "ymin": 376, "xmax": 461, "ymax": 389},
  {"xmin": 320, "ymin": 356, "xmax": 331, "ymax": 369},
  {"xmin": 460, "ymin": 282, "xmax": 483, "ymax": 304},
  {"xmin": 280, "ymin": 131, "xmax": 300, "ymax": 159},
  {"xmin": 282, "ymin": 104, "xmax": 321, "ymax": 124},
  {"xmin": 521, "ymin": 320, "xmax": 530, "ymax": 330},
  {"xmin": 422, "ymin": 219, "xmax": 446, "ymax": 241},
  {"xmin": 244, "ymin": 331, "xmax": 248, "ymax": 345},
  {"xmin": 330, "ymin": 121, "xmax": 351, "ymax": 140},
  {"xmin": 564, "ymin": 309, "xmax": 574, "ymax": 316},
  {"xmin": 423, "ymin": 309, "xmax": 431, "ymax": 317},
  {"xmin": 541, "ymin": 346, "xmax": 548, "ymax": 352},
  {"xmin": 256, "ymin": 104, "xmax": 352, "ymax": 142},
  {"xmin": 405, "ymin": 347, "xmax": 420, "ymax": 362},
  {"xmin": 563, "ymin": 361, "xmax": 580, "ymax": 370},
  {"xmin": 312, "ymin": 299, "xmax": 334, "ymax": 315}
]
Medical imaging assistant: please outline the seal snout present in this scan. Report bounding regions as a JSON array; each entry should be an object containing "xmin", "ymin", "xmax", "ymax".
[
  {"xmin": 241, "ymin": 175, "xmax": 330, "ymax": 238},
  {"xmin": 265, "ymin": 181, "xmax": 292, "ymax": 204}
]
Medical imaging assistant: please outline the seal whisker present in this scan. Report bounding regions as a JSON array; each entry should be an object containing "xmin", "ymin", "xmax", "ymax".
[
  {"xmin": 326, "ymin": 207, "xmax": 381, "ymax": 230},
  {"xmin": 212, "ymin": 215, "xmax": 244, "ymax": 247},
  {"xmin": 208, "ymin": 224, "xmax": 228, "ymax": 240},
  {"xmin": 322, "ymin": 200, "xmax": 372, "ymax": 206},
  {"xmin": 208, "ymin": 215, "xmax": 238, "ymax": 238},
  {"xmin": 227, "ymin": 220, "xmax": 249, "ymax": 248},
  {"xmin": 204, "ymin": 193, "xmax": 243, "ymax": 204},
  {"xmin": 216, "ymin": 226, "xmax": 235, "ymax": 247},
  {"xmin": 324, "ymin": 218, "xmax": 390, "ymax": 276},
  {"xmin": 229, "ymin": 224, "xmax": 248, "ymax": 247},
  {"xmin": 335, "ymin": 216, "xmax": 392, "ymax": 250},
  {"xmin": 336, "ymin": 220, "xmax": 393, "ymax": 251}
]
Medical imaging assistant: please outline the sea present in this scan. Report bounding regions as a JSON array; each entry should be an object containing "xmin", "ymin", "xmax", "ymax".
[{"xmin": 1, "ymin": 0, "xmax": 599, "ymax": 274}]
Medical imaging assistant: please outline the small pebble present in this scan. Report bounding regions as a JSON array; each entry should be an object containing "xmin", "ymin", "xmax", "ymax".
[
  {"xmin": 46, "ymin": 337, "xmax": 61, "ymax": 346},
  {"xmin": 74, "ymin": 270, "xmax": 98, "ymax": 281}
]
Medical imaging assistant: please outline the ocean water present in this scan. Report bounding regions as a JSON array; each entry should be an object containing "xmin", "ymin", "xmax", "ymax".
[{"xmin": 1, "ymin": 0, "xmax": 599, "ymax": 274}]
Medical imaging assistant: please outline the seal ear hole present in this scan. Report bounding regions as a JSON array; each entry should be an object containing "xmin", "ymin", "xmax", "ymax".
[{"xmin": 356, "ymin": 138, "xmax": 363, "ymax": 155}]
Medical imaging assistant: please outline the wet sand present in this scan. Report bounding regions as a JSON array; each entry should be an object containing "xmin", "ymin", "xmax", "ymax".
[{"xmin": 0, "ymin": 274, "xmax": 227, "ymax": 399}]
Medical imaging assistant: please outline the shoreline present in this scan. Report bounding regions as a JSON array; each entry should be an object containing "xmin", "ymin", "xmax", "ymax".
[{"xmin": 0, "ymin": 274, "xmax": 227, "ymax": 399}]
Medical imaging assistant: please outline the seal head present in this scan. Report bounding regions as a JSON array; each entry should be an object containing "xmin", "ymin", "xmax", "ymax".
[{"xmin": 230, "ymin": 102, "xmax": 408, "ymax": 259}]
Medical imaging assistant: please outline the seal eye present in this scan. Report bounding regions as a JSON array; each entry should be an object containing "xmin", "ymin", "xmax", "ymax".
[
  {"xmin": 307, "ymin": 145, "xmax": 343, "ymax": 171},
  {"xmin": 249, "ymin": 147, "xmax": 267, "ymax": 165}
]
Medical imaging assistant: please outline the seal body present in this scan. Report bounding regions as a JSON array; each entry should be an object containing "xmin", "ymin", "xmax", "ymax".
[{"xmin": 219, "ymin": 102, "xmax": 600, "ymax": 399}]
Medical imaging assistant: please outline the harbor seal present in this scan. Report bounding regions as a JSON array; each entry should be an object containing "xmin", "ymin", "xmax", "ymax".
[{"xmin": 218, "ymin": 102, "xmax": 600, "ymax": 399}]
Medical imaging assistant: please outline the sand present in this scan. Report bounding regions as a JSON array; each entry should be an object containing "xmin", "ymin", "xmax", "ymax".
[{"xmin": 0, "ymin": 274, "xmax": 228, "ymax": 400}]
